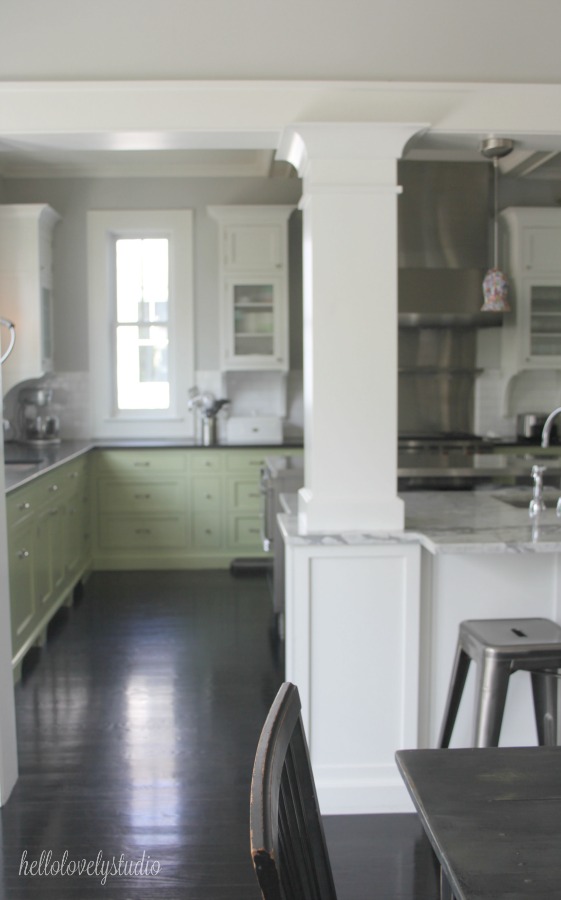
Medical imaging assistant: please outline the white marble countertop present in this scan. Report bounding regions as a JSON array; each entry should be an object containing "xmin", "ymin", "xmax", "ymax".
[{"xmin": 278, "ymin": 486, "xmax": 561, "ymax": 555}]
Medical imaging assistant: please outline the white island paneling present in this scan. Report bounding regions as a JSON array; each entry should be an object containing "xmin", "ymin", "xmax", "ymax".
[{"xmin": 281, "ymin": 486, "xmax": 561, "ymax": 814}]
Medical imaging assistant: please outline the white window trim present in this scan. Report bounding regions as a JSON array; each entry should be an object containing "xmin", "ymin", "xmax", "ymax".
[{"xmin": 88, "ymin": 209, "xmax": 195, "ymax": 439}]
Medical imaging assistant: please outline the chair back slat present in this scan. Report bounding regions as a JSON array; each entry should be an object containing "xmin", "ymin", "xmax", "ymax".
[{"xmin": 250, "ymin": 682, "xmax": 338, "ymax": 900}]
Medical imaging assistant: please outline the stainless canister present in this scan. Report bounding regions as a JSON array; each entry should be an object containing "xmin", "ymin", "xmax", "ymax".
[{"xmin": 202, "ymin": 416, "xmax": 217, "ymax": 446}]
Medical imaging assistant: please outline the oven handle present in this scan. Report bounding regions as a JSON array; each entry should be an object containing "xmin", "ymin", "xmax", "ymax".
[{"xmin": 260, "ymin": 466, "xmax": 275, "ymax": 552}]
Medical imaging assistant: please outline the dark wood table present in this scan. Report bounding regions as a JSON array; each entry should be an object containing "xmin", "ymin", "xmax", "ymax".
[{"xmin": 395, "ymin": 746, "xmax": 561, "ymax": 900}]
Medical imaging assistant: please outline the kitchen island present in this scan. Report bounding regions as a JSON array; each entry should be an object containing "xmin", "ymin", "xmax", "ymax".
[{"xmin": 279, "ymin": 486, "xmax": 561, "ymax": 815}]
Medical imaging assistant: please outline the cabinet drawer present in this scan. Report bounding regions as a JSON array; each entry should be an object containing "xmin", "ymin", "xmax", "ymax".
[
  {"xmin": 98, "ymin": 479, "xmax": 186, "ymax": 514},
  {"xmin": 228, "ymin": 479, "xmax": 262, "ymax": 510},
  {"xmin": 192, "ymin": 477, "xmax": 222, "ymax": 511},
  {"xmin": 95, "ymin": 449, "xmax": 186, "ymax": 476},
  {"xmin": 8, "ymin": 517, "xmax": 36, "ymax": 643},
  {"xmin": 192, "ymin": 513, "xmax": 223, "ymax": 550},
  {"xmin": 58, "ymin": 459, "xmax": 87, "ymax": 491},
  {"xmin": 7, "ymin": 487, "xmax": 37, "ymax": 527},
  {"xmin": 227, "ymin": 514, "xmax": 263, "ymax": 549},
  {"xmin": 98, "ymin": 516, "xmax": 187, "ymax": 550},
  {"xmin": 225, "ymin": 451, "xmax": 266, "ymax": 474},
  {"xmin": 191, "ymin": 452, "xmax": 224, "ymax": 473},
  {"xmin": 33, "ymin": 470, "xmax": 72, "ymax": 506}
]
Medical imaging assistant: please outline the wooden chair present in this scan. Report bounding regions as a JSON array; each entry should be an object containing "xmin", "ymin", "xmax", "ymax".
[{"xmin": 250, "ymin": 681, "xmax": 338, "ymax": 900}]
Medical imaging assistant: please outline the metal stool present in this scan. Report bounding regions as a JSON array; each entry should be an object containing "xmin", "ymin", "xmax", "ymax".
[{"xmin": 438, "ymin": 617, "xmax": 561, "ymax": 748}]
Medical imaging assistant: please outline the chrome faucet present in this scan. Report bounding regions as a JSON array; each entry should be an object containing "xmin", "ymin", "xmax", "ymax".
[
  {"xmin": 541, "ymin": 406, "xmax": 561, "ymax": 447},
  {"xmin": 529, "ymin": 464, "xmax": 547, "ymax": 517}
]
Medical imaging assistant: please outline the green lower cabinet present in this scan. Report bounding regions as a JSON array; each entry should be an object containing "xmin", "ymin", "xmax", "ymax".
[
  {"xmin": 91, "ymin": 446, "xmax": 302, "ymax": 569},
  {"xmin": 6, "ymin": 457, "xmax": 91, "ymax": 679},
  {"xmin": 192, "ymin": 512, "xmax": 223, "ymax": 550},
  {"xmin": 226, "ymin": 513, "xmax": 263, "ymax": 549},
  {"xmin": 8, "ymin": 513, "xmax": 36, "ymax": 655},
  {"xmin": 100, "ymin": 515, "xmax": 188, "ymax": 550}
]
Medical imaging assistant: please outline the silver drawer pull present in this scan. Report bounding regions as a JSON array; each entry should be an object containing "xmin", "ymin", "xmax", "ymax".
[
  {"xmin": 17, "ymin": 549, "xmax": 30, "ymax": 559},
  {"xmin": 133, "ymin": 461, "xmax": 151, "ymax": 467},
  {"xmin": 19, "ymin": 501, "xmax": 31, "ymax": 511},
  {"xmin": 49, "ymin": 484, "xmax": 59, "ymax": 492}
]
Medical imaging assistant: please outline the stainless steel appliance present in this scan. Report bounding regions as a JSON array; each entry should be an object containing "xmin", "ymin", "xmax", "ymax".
[
  {"xmin": 398, "ymin": 161, "xmax": 497, "ymax": 438},
  {"xmin": 17, "ymin": 387, "xmax": 60, "ymax": 445},
  {"xmin": 398, "ymin": 433, "xmax": 491, "ymax": 490},
  {"xmin": 187, "ymin": 386, "xmax": 229, "ymax": 446},
  {"xmin": 261, "ymin": 454, "xmax": 304, "ymax": 637}
]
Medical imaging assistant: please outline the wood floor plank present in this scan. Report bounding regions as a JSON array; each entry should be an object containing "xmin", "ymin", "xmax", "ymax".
[{"xmin": 0, "ymin": 570, "xmax": 439, "ymax": 899}]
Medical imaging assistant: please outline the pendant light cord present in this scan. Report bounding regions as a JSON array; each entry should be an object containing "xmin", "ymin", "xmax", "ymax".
[{"xmin": 493, "ymin": 157, "xmax": 499, "ymax": 270}]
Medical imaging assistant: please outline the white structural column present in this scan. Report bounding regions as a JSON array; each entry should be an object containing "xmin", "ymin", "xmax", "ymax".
[{"xmin": 278, "ymin": 123, "xmax": 425, "ymax": 533}]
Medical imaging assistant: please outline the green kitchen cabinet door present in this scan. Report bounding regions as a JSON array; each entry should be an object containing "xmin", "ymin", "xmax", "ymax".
[{"xmin": 8, "ymin": 514, "xmax": 37, "ymax": 663}]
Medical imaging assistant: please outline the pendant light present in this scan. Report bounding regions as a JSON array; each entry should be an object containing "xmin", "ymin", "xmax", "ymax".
[{"xmin": 480, "ymin": 137, "xmax": 514, "ymax": 312}]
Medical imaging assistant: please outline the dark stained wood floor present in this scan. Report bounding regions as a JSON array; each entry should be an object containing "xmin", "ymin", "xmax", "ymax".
[{"xmin": 0, "ymin": 570, "xmax": 439, "ymax": 899}]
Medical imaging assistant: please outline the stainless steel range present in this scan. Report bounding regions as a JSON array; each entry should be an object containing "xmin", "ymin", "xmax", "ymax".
[
  {"xmin": 398, "ymin": 432, "xmax": 488, "ymax": 490},
  {"xmin": 261, "ymin": 455, "xmax": 304, "ymax": 638}
]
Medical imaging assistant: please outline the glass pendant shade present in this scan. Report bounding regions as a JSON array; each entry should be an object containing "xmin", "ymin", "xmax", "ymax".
[{"xmin": 482, "ymin": 266, "xmax": 510, "ymax": 312}]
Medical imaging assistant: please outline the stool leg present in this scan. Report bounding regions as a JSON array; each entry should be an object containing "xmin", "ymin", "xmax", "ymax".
[
  {"xmin": 531, "ymin": 671, "xmax": 559, "ymax": 746},
  {"xmin": 473, "ymin": 658, "xmax": 510, "ymax": 747},
  {"xmin": 438, "ymin": 644, "xmax": 471, "ymax": 748}
]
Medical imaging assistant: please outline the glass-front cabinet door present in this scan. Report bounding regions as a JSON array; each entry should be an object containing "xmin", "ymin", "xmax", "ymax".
[
  {"xmin": 223, "ymin": 275, "xmax": 286, "ymax": 369},
  {"xmin": 521, "ymin": 279, "xmax": 561, "ymax": 365}
]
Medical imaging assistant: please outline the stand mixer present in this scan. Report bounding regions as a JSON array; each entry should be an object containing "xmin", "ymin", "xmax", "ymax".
[{"xmin": 18, "ymin": 387, "xmax": 61, "ymax": 445}]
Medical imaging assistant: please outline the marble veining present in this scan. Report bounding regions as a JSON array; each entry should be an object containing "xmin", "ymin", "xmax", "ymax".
[{"xmin": 279, "ymin": 487, "xmax": 561, "ymax": 555}]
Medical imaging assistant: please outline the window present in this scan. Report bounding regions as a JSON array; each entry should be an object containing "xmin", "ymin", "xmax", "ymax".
[
  {"xmin": 115, "ymin": 237, "xmax": 170, "ymax": 410},
  {"xmin": 88, "ymin": 210, "xmax": 194, "ymax": 439}
]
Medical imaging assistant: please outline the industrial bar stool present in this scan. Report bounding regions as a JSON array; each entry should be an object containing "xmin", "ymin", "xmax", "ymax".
[{"xmin": 438, "ymin": 618, "xmax": 561, "ymax": 748}]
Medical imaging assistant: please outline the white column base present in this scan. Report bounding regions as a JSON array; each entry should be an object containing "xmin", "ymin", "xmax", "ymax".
[
  {"xmin": 317, "ymin": 765, "xmax": 415, "ymax": 815},
  {"xmin": 284, "ymin": 528, "xmax": 421, "ymax": 815}
]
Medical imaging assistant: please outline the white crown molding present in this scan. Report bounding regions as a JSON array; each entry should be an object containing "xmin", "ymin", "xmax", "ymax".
[{"xmin": 2, "ymin": 80, "xmax": 561, "ymax": 178}]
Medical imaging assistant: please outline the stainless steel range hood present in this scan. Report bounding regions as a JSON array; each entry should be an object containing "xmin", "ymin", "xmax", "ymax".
[
  {"xmin": 398, "ymin": 161, "xmax": 498, "ymax": 326},
  {"xmin": 397, "ymin": 161, "xmax": 496, "ymax": 437}
]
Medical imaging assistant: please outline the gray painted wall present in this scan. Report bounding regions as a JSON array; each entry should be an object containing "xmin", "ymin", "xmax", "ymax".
[{"xmin": 1, "ymin": 176, "xmax": 303, "ymax": 373}]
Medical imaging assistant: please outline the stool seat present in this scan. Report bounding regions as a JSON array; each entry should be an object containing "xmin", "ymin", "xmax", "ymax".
[{"xmin": 438, "ymin": 617, "xmax": 561, "ymax": 748}]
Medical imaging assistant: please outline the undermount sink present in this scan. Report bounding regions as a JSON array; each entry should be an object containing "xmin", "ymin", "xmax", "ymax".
[
  {"xmin": 4, "ymin": 452, "xmax": 45, "ymax": 467},
  {"xmin": 4, "ymin": 461, "xmax": 41, "ymax": 472},
  {"xmin": 494, "ymin": 487, "xmax": 561, "ymax": 509}
]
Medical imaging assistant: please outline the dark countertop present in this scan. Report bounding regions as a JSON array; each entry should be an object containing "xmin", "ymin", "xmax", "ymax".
[
  {"xmin": 4, "ymin": 436, "xmax": 559, "ymax": 495},
  {"xmin": 3, "ymin": 439, "xmax": 304, "ymax": 493}
]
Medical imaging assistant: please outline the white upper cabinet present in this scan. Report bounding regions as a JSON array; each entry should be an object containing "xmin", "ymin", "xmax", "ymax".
[
  {"xmin": 223, "ymin": 222, "xmax": 284, "ymax": 271},
  {"xmin": 0, "ymin": 204, "xmax": 60, "ymax": 396},
  {"xmin": 500, "ymin": 208, "xmax": 561, "ymax": 370},
  {"xmin": 208, "ymin": 205, "xmax": 294, "ymax": 371}
]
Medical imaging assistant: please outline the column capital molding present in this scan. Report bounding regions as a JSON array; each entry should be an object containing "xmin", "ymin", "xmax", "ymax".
[{"xmin": 276, "ymin": 122, "xmax": 428, "ymax": 178}]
